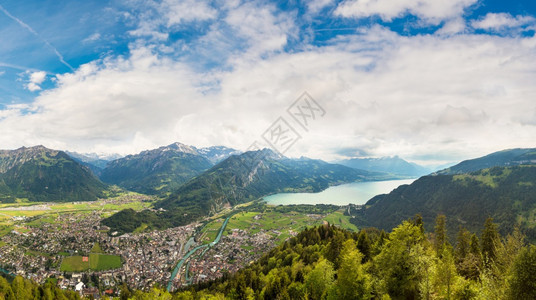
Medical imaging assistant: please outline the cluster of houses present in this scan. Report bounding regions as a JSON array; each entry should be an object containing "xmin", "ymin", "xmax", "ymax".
[{"xmin": 0, "ymin": 199, "xmax": 318, "ymax": 297}]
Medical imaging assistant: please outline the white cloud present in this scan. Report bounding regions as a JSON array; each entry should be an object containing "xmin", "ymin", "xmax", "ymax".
[
  {"xmin": 436, "ymin": 17, "xmax": 467, "ymax": 35},
  {"xmin": 307, "ymin": 0, "xmax": 334, "ymax": 14},
  {"xmin": 82, "ymin": 33, "xmax": 101, "ymax": 43},
  {"xmin": 471, "ymin": 13, "xmax": 536, "ymax": 31},
  {"xmin": 25, "ymin": 71, "xmax": 47, "ymax": 92},
  {"xmin": 127, "ymin": 0, "xmax": 217, "ymax": 41},
  {"xmin": 224, "ymin": 2, "xmax": 296, "ymax": 59},
  {"xmin": 335, "ymin": 0, "xmax": 478, "ymax": 24},
  {"xmin": 2, "ymin": 3, "xmax": 536, "ymax": 166},
  {"xmin": 163, "ymin": 0, "xmax": 217, "ymax": 27}
]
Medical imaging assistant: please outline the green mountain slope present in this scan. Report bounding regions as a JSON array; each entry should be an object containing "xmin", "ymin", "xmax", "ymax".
[
  {"xmin": 437, "ymin": 148, "xmax": 536, "ymax": 175},
  {"xmin": 100, "ymin": 142, "xmax": 213, "ymax": 195},
  {"xmin": 351, "ymin": 165, "xmax": 536, "ymax": 240},
  {"xmin": 0, "ymin": 146, "xmax": 107, "ymax": 202}
]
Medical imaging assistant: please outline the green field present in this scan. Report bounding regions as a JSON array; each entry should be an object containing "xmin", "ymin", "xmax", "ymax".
[
  {"xmin": 0, "ymin": 225, "xmax": 13, "ymax": 237},
  {"xmin": 199, "ymin": 219, "xmax": 225, "ymax": 243},
  {"xmin": 323, "ymin": 211, "xmax": 359, "ymax": 231},
  {"xmin": 89, "ymin": 253, "xmax": 122, "ymax": 270},
  {"xmin": 200, "ymin": 209, "xmax": 327, "ymax": 244},
  {"xmin": 60, "ymin": 253, "xmax": 121, "ymax": 272},
  {"xmin": 60, "ymin": 242, "xmax": 121, "ymax": 272},
  {"xmin": 0, "ymin": 210, "xmax": 49, "ymax": 217},
  {"xmin": 0, "ymin": 215, "xmax": 11, "ymax": 225},
  {"xmin": 201, "ymin": 208, "xmax": 360, "ymax": 244},
  {"xmin": 0, "ymin": 193, "xmax": 153, "ymax": 228},
  {"xmin": 60, "ymin": 256, "xmax": 90, "ymax": 272}
]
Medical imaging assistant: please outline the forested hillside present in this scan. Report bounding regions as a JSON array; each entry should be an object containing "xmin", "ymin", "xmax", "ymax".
[
  {"xmin": 0, "ymin": 146, "xmax": 107, "ymax": 202},
  {"xmin": 351, "ymin": 165, "xmax": 536, "ymax": 241},
  {"xmin": 0, "ymin": 275, "xmax": 80, "ymax": 300}
]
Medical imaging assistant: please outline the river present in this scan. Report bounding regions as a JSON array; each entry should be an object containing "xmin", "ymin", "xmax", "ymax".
[
  {"xmin": 263, "ymin": 179, "xmax": 415, "ymax": 206},
  {"xmin": 167, "ymin": 214, "xmax": 233, "ymax": 291},
  {"xmin": 0, "ymin": 267, "xmax": 15, "ymax": 277}
]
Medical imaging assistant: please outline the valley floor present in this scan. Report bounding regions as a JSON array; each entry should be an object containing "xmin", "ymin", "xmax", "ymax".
[{"xmin": 0, "ymin": 196, "xmax": 354, "ymax": 296}]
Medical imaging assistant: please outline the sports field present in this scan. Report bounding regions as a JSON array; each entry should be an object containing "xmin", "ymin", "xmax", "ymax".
[
  {"xmin": 60, "ymin": 242, "xmax": 122, "ymax": 272},
  {"xmin": 60, "ymin": 253, "xmax": 122, "ymax": 272}
]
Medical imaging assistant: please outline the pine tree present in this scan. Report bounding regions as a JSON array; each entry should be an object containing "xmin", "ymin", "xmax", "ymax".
[
  {"xmin": 434, "ymin": 214, "xmax": 447, "ymax": 257},
  {"xmin": 376, "ymin": 221, "xmax": 427, "ymax": 299},
  {"xmin": 508, "ymin": 245, "xmax": 536, "ymax": 299},
  {"xmin": 433, "ymin": 247, "xmax": 458, "ymax": 300},
  {"xmin": 328, "ymin": 240, "xmax": 372, "ymax": 300},
  {"xmin": 455, "ymin": 226, "xmax": 470, "ymax": 262},
  {"xmin": 481, "ymin": 217, "xmax": 500, "ymax": 267},
  {"xmin": 454, "ymin": 227, "xmax": 475, "ymax": 278},
  {"xmin": 0, "ymin": 275, "xmax": 15, "ymax": 300},
  {"xmin": 357, "ymin": 230, "xmax": 372, "ymax": 262},
  {"xmin": 305, "ymin": 259, "xmax": 335, "ymax": 300},
  {"xmin": 413, "ymin": 214, "xmax": 425, "ymax": 234},
  {"xmin": 11, "ymin": 276, "xmax": 31, "ymax": 300}
]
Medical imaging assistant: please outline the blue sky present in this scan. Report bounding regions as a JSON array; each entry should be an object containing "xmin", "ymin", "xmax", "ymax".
[{"xmin": 1, "ymin": 0, "xmax": 536, "ymax": 166}]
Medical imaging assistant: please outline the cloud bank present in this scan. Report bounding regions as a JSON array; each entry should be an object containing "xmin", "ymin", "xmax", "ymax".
[{"xmin": 1, "ymin": 0, "xmax": 536, "ymax": 166}]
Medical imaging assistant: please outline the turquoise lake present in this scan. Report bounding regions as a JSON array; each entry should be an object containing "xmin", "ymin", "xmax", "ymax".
[{"xmin": 263, "ymin": 179, "xmax": 416, "ymax": 206}]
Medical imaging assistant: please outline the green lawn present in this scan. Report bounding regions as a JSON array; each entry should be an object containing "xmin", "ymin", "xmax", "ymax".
[
  {"xmin": 26, "ymin": 215, "xmax": 59, "ymax": 227},
  {"xmin": 89, "ymin": 253, "xmax": 122, "ymax": 270},
  {"xmin": 0, "ymin": 210, "xmax": 48, "ymax": 217},
  {"xmin": 0, "ymin": 215, "xmax": 10, "ymax": 224},
  {"xmin": 60, "ymin": 256, "xmax": 90, "ymax": 272}
]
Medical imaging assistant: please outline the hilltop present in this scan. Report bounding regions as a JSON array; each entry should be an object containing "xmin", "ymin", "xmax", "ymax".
[{"xmin": 437, "ymin": 148, "xmax": 536, "ymax": 175}]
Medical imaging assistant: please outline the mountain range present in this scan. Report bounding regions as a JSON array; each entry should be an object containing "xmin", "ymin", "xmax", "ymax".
[
  {"xmin": 69, "ymin": 143, "xmax": 241, "ymax": 196},
  {"xmin": 157, "ymin": 149, "xmax": 388, "ymax": 212},
  {"xmin": 102, "ymin": 148, "xmax": 391, "ymax": 233},
  {"xmin": 5, "ymin": 143, "xmax": 536, "ymax": 239},
  {"xmin": 99, "ymin": 143, "xmax": 214, "ymax": 195},
  {"xmin": 335, "ymin": 156, "xmax": 431, "ymax": 177}
]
